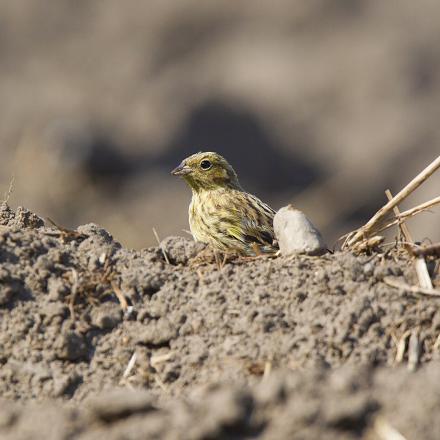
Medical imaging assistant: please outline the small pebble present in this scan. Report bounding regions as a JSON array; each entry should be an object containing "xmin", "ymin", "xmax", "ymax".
[{"xmin": 274, "ymin": 205, "xmax": 326, "ymax": 256}]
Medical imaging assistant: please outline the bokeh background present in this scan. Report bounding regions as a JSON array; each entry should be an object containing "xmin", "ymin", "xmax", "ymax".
[{"xmin": 0, "ymin": 1, "xmax": 439, "ymax": 248}]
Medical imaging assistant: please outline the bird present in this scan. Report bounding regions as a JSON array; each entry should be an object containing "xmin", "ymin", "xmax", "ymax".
[{"xmin": 171, "ymin": 151, "xmax": 278, "ymax": 256}]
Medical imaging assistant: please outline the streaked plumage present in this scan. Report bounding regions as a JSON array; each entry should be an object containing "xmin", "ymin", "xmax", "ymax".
[{"xmin": 171, "ymin": 152, "xmax": 277, "ymax": 256}]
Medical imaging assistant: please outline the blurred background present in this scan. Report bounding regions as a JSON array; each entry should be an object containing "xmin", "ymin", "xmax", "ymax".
[{"xmin": 0, "ymin": 1, "xmax": 439, "ymax": 248}]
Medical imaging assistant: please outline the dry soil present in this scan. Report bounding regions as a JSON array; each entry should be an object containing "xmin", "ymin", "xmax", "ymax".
[{"xmin": 0, "ymin": 203, "xmax": 439, "ymax": 439}]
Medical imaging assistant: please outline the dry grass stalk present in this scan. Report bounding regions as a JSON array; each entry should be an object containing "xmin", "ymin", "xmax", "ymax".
[
  {"xmin": 385, "ymin": 190, "xmax": 413, "ymax": 243},
  {"xmin": 384, "ymin": 276, "xmax": 440, "ymax": 297},
  {"xmin": 262, "ymin": 361, "xmax": 272, "ymax": 381},
  {"xmin": 350, "ymin": 236, "xmax": 385, "ymax": 253},
  {"xmin": 407, "ymin": 330, "xmax": 420, "ymax": 371},
  {"xmin": 150, "ymin": 352, "xmax": 174, "ymax": 368},
  {"xmin": 121, "ymin": 352, "xmax": 138, "ymax": 381},
  {"xmin": 414, "ymin": 257, "xmax": 433, "ymax": 289},
  {"xmin": 46, "ymin": 217, "xmax": 86, "ymax": 241},
  {"xmin": 393, "ymin": 330, "xmax": 411, "ymax": 364},
  {"xmin": 343, "ymin": 156, "xmax": 440, "ymax": 249},
  {"xmin": 111, "ymin": 281, "xmax": 129, "ymax": 311},
  {"xmin": 152, "ymin": 227, "xmax": 170, "ymax": 264},
  {"xmin": 3, "ymin": 175, "xmax": 15, "ymax": 203},
  {"xmin": 385, "ymin": 190, "xmax": 433, "ymax": 290},
  {"xmin": 375, "ymin": 196, "xmax": 440, "ymax": 234},
  {"xmin": 399, "ymin": 195, "xmax": 440, "ymax": 217}
]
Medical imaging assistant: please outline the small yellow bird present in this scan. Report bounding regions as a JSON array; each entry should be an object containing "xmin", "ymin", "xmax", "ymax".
[{"xmin": 172, "ymin": 152, "xmax": 277, "ymax": 256}]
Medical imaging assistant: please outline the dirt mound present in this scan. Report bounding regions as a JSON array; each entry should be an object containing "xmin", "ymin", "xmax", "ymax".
[
  {"xmin": 1, "ymin": 1, "xmax": 440, "ymax": 247},
  {"xmin": 0, "ymin": 204, "xmax": 439, "ymax": 438}
]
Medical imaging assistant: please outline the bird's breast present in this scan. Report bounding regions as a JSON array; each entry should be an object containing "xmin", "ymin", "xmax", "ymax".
[
  {"xmin": 189, "ymin": 193, "xmax": 208, "ymax": 242},
  {"xmin": 188, "ymin": 190, "xmax": 225, "ymax": 244}
]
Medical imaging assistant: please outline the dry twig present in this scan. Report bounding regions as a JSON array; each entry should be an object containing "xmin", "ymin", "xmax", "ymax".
[
  {"xmin": 46, "ymin": 217, "xmax": 86, "ymax": 241},
  {"xmin": 375, "ymin": 196, "xmax": 440, "ymax": 235},
  {"xmin": 3, "ymin": 175, "xmax": 15, "ymax": 203},
  {"xmin": 262, "ymin": 361, "xmax": 272, "ymax": 381},
  {"xmin": 407, "ymin": 329, "xmax": 420, "ymax": 372},
  {"xmin": 414, "ymin": 257, "xmax": 433, "ymax": 290},
  {"xmin": 153, "ymin": 227, "xmax": 170, "ymax": 264},
  {"xmin": 121, "ymin": 352, "xmax": 138, "ymax": 382},
  {"xmin": 111, "ymin": 282, "xmax": 129, "ymax": 311},
  {"xmin": 150, "ymin": 352, "xmax": 174, "ymax": 368},
  {"xmin": 385, "ymin": 190, "xmax": 433, "ymax": 290},
  {"xmin": 343, "ymin": 156, "xmax": 440, "ymax": 249},
  {"xmin": 385, "ymin": 189, "xmax": 413, "ymax": 242},
  {"xmin": 350, "ymin": 235, "xmax": 385, "ymax": 254},
  {"xmin": 393, "ymin": 329, "xmax": 411, "ymax": 364},
  {"xmin": 384, "ymin": 276, "xmax": 440, "ymax": 297}
]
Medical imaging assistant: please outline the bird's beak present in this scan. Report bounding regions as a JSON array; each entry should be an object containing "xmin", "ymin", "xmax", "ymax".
[{"xmin": 171, "ymin": 163, "xmax": 192, "ymax": 176}]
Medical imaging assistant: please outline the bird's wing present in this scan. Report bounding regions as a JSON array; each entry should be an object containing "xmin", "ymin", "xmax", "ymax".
[{"xmin": 226, "ymin": 194, "xmax": 276, "ymax": 248}]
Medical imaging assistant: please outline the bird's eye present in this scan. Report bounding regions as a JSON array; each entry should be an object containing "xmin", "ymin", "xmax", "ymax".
[{"xmin": 200, "ymin": 159, "xmax": 212, "ymax": 170}]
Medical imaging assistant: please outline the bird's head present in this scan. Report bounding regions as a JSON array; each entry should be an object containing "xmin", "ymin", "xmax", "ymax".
[{"xmin": 171, "ymin": 152, "xmax": 242, "ymax": 192}]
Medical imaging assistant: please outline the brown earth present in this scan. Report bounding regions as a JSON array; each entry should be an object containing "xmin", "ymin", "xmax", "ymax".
[{"xmin": 0, "ymin": 203, "xmax": 439, "ymax": 439}]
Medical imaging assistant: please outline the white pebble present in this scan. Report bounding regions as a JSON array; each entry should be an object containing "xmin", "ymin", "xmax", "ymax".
[{"xmin": 274, "ymin": 205, "xmax": 326, "ymax": 256}]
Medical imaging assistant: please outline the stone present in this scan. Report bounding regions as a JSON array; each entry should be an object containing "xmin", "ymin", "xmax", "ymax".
[{"xmin": 274, "ymin": 205, "xmax": 326, "ymax": 256}]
